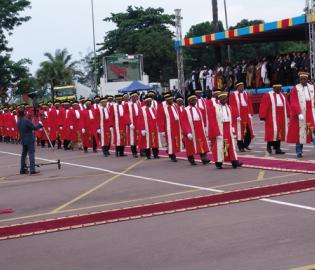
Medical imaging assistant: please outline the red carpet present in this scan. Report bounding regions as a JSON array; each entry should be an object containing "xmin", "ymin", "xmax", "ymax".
[
  {"xmin": 0, "ymin": 209, "xmax": 14, "ymax": 215},
  {"xmin": 1, "ymin": 179, "xmax": 315, "ymax": 240},
  {"xmin": 110, "ymin": 146, "xmax": 315, "ymax": 174}
]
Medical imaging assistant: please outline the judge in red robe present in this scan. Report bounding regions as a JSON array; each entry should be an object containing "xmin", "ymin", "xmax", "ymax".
[
  {"xmin": 125, "ymin": 91, "xmax": 141, "ymax": 158},
  {"xmin": 39, "ymin": 104, "xmax": 50, "ymax": 148},
  {"xmin": 195, "ymin": 89, "xmax": 209, "ymax": 134},
  {"xmin": 157, "ymin": 93, "xmax": 182, "ymax": 162},
  {"xmin": 110, "ymin": 95, "xmax": 131, "ymax": 157},
  {"xmin": 99, "ymin": 97, "xmax": 112, "ymax": 157},
  {"xmin": 180, "ymin": 94, "xmax": 210, "ymax": 166},
  {"xmin": 138, "ymin": 96, "xmax": 160, "ymax": 159},
  {"xmin": 287, "ymin": 72, "xmax": 315, "ymax": 158},
  {"xmin": 82, "ymin": 100, "xmax": 100, "ymax": 153},
  {"xmin": 259, "ymin": 84, "xmax": 290, "ymax": 154},
  {"xmin": 208, "ymin": 92, "xmax": 242, "ymax": 169},
  {"xmin": 229, "ymin": 82, "xmax": 255, "ymax": 152},
  {"xmin": 60, "ymin": 101, "xmax": 73, "ymax": 150},
  {"xmin": 48, "ymin": 101, "xmax": 63, "ymax": 149},
  {"xmin": 0, "ymin": 107, "xmax": 4, "ymax": 142},
  {"xmin": 69, "ymin": 101, "xmax": 84, "ymax": 145}
]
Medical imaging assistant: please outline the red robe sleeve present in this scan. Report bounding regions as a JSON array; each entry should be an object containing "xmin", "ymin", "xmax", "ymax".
[
  {"xmin": 157, "ymin": 105, "xmax": 166, "ymax": 132},
  {"xmin": 259, "ymin": 93, "xmax": 270, "ymax": 120},
  {"xmin": 180, "ymin": 109, "xmax": 192, "ymax": 136},
  {"xmin": 229, "ymin": 93, "xmax": 239, "ymax": 119},
  {"xmin": 207, "ymin": 106, "xmax": 221, "ymax": 139},
  {"xmin": 289, "ymin": 87, "xmax": 301, "ymax": 117}
]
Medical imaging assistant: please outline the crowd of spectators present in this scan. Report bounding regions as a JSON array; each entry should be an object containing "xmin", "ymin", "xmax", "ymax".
[{"xmin": 187, "ymin": 52, "xmax": 310, "ymax": 92}]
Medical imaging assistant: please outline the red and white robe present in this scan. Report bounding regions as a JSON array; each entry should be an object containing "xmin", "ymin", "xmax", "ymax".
[
  {"xmin": 229, "ymin": 91, "xmax": 255, "ymax": 141},
  {"xmin": 70, "ymin": 109, "xmax": 83, "ymax": 142},
  {"xmin": 110, "ymin": 103, "xmax": 130, "ymax": 147},
  {"xmin": 196, "ymin": 97, "xmax": 209, "ymax": 134},
  {"xmin": 48, "ymin": 108, "xmax": 63, "ymax": 141},
  {"xmin": 82, "ymin": 108, "xmax": 100, "ymax": 148},
  {"xmin": 125, "ymin": 101, "xmax": 141, "ymax": 147},
  {"xmin": 287, "ymin": 83, "xmax": 315, "ymax": 144},
  {"xmin": 157, "ymin": 103, "xmax": 182, "ymax": 155},
  {"xmin": 138, "ymin": 106, "xmax": 159, "ymax": 150},
  {"xmin": 181, "ymin": 106, "xmax": 209, "ymax": 157},
  {"xmin": 99, "ymin": 106, "xmax": 112, "ymax": 147},
  {"xmin": 259, "ymin": 91, "xmax": 290, "ymax": 142},
  {"xmin": 209, "ymin": 104, "xmax": 238, "ymax": 163}
]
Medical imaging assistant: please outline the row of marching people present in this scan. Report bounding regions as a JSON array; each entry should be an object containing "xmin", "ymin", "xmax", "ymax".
[
  {"xmin": 1, "ymin": 71, "xmax": 313, "ymax": 165},
  {"xmin": 0, "ymin": 90, "xmax": 243, "ymax": 169}
]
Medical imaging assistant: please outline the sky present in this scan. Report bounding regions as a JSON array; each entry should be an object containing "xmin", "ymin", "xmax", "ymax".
[{"xmin": 9, "ymin": 0, "xmax": 306, "ymax": 73}]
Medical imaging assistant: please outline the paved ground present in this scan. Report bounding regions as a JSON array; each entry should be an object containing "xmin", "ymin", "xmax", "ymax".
[{"xmin": 0, "ymin": 118, "xmax": 315, "ymax": 270}]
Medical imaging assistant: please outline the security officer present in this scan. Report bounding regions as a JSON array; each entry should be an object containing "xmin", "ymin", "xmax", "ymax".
[{"xmin": 17, "ymin": 108, "xmax": 43, "ymax": 175}]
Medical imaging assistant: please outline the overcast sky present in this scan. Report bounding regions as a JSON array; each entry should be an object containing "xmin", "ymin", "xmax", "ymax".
[{"xmin": 9, "ymin": 0, "xmax": 305, "ymax": 73}]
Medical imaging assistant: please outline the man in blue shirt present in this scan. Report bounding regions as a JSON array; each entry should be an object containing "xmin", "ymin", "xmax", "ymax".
[{"xmin": 17, "ymin": 109, "xmax": 43, "ymax": 175}]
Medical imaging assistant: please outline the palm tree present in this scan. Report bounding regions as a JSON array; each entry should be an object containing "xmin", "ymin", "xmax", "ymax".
[{"xmin": 36, "ymin": 49, "xmax": 77, "ymax": 101}]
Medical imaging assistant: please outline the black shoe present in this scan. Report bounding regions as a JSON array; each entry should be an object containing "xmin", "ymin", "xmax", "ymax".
[
  {"xmin": 93, "ymin": 149, "xmax": 97, "ymax": 153},
  {"xmin": 267, "ymin": 147, "xmax": 272, "ymax": 154},
  {"xmin": 239, "ymin": 149, "xmax": 246, "ymax": 152},
  {"xmin": 147, "ymin": 156, "xmax": 151, "ymax": 160},
  {"xmin": 275, "ymin": 150, "xmax": 285, "ymax": 155},
  {"xmin": 30, "ymin": 171, "xmax": 40, "ymax": 175},
  {"xmin": 20, "ymin": 171, "xmax": 27, "ymax": 175},
  {"xmin": 188, "ymin": 157, "xmax": 197, "ymax": 166},
  {"xmin": 215, "ymin": 162, "xmax": 223, "ymax": 169},
  {"xmin": 169, "ymin": 155, "xmax": 178, "ymax": 162},
  {"xmin": 245, "ymin": 147, "xmax": 252, "ymax": 151},
  {"xmin": 232, "ymin": 160, "xmax": 243, "ymax": 169},
  {"xmin": 202, "ymin": 159, "xmax": 210, "ymax": 165},
  {"xmin": 133, "ymin": 153, "xmax": 139, "ymax": 158},
  {"xmin": 153, "ymin": 155, "xmax": 160, "ymax": 159},
  {"xmin": 84, "ymin": 148, "xmax": 88, "ymax": 153},
  {"xmin": 297, "ymin": 153, "xmax": 303, "ymax": 158}
]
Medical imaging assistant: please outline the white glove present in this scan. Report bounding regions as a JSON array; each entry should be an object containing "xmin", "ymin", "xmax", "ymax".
[
  {"xmin": 6, "ymin": 128, "xmax": 9, "ymax": 131},
  {"xmin": 110, "ymin": 127, "xmax": 113, "ymax": 132},
  {"xmin": 97, "ymin": 129, "xmax": 101, "ymax": 134},
  {"xmin": 160, "ymin": 132, "xmax": 166, "ymax": 137},
  {"xmin": 70, "ymin": 125, "xmax": 74, "ymax": 130},
  {"xmin": 248, "ymin": 114, "xmax": 252, "ymax": 119},
  {"xmin": 298, "ymin": 114, "xmax": 304, "ymax": 121},
  {"xmin": 48, "ymin": 127, "xmax": 51, "ymax": 131},
  {"xmin": 11, "ymin": 128, "xmax": 14, "ymax": 131},
  {"xmin": 130, "ymin": 123, "xmax": 135, "ymax": 129},
  {"xmin": 141, "ymin": 130, "xmax": 146, "ymax": 136},
  {"xmin": 187, "ymin": 133, "xmax": 193, "ymax": 140},
  {"xmin": 40, "ymin": 128, "xmax": 43, "ymax": 131},
  {"xmin": 59, "ymin": 126, "xmax": 63, "ymax": 130},
  {"xmin": 38, "ymin": 121, "xmax": 43, "ymax": 125},
  {"xmin": 82, "ymin": 128, "xmax": 86, "ymax": 134},
  {"xmin": 236, "ymin": 117, "xmax": 241, "ymax": 121},
  {"xmin": 232, "ymin": 127, "xmax": 235, "ymax": 133}
]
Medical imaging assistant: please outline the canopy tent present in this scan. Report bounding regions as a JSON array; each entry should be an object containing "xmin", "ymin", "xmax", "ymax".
[
  {"xmin": 118, "ymin": 81, "xmax": 154, "ymax": 93},
  {"xmin": 175, "ymin": 14, "xmax": 315, "ymax": 48}
]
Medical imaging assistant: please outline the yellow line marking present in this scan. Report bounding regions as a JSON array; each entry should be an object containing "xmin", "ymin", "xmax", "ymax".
[
  {"xmin": 50, "ymin": 160, "xmax": 144, "ymax": 213},
  {"xmin": 0, "ymin": 173, "xmax": 111, "ymax": 185},
  {"xmin": 58, "ymin": 190, "xmax": 196, "ymax": 214},
  {"xmin": 210, "ymin": 173, "xmax": 301, "ymax": 189},
  {"xmin": 0, "ymin": 172, "xmax": 304, "ymax": 224},
  {"xmin": 257, "ymin": 169, "xmax": 266, "ymax": 180},
  {"xmin": 289, "ymin": 263, "xmax": 315, "ymax": 270}
]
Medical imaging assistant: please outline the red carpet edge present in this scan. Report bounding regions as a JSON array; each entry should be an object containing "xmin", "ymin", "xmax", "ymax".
[{"xmin": 1, "ymin": 178, "xmax": 315, "ymax": 241}]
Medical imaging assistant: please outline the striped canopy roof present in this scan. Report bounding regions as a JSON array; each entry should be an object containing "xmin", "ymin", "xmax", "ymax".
[{"xmin": 176, "ymin": 14, "xmax": 315, "ymax": 48}]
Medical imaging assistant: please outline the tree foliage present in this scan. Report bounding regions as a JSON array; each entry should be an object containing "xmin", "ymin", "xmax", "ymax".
[
  {"xmin": 0, "ymin": 0, "xmax": 31, "ymax": 52},
  {"xmin": 99, "ymin": 6, "xmax": 177, "ymax": 84},
  {"xmin": 36, "ymin": 49, "xmax": 78, "ymax": 100},
  {"xmin": 0, "ymin": 55, "xmax": 32, "ymax": 103}
]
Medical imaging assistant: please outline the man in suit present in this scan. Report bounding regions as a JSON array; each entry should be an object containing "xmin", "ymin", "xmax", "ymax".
[{"xmin": 17, "ymin": 109, "xmax": 43, "ymax": 175}]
